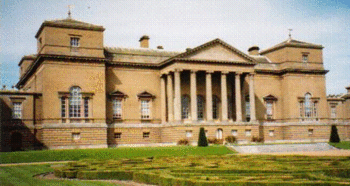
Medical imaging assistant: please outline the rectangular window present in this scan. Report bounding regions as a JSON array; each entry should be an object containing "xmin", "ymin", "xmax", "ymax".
[
  {"xmin": 70, "ymin": 37, "xmax": 80, "ymax": 47},
  {"xmin": 266, "ymin": 101, "xmax": 273, "ymax": 120},
  {"xmin": 302, "ymin": 54, "xmax": 308, "ymax": 63},
  {"xmin": 12, "ymin": 102, "xmax": 22, "ymax": 119},
  {"xmin": 143, "ymin": 132, "xmax": 150, "ymax": 138},
  {"xmin": 141, "ymin": 100, "xmax": 150, "ymax": 119},
  {"xmin": 269, "ymin": 130, "xmax": 274, "ymax": 137},
  {"xmin": 308, "ymin": 129, "xmax": 314, "ymax": 135},
  {"xmin": 245, "ymin": 101, "xmax": 250, "ymax": 118},
  {"xmin": 331, "ymin": 106, "xmax": 337, "ymax": 118},
  {"xmin": 231, "ymin": 130, "xmax": 238, "ymax": 137},
  {"xmin": 186, "ymin": 130, "xmax": 193, "ymax": 138},
  {"xmin": 61, "ymin": 97, "xmax": 66, "ymax": 118},
  {"xmin": 72, "ymin": 133, "xmax": 81, "ymax": 141},
  {"xmin": 113, "ymin": 99, "xmax": 122, "ymax": 119},
  {"xmin": 245, "ymin": 129, "xmax": 251, "ymax": 137},
  {"xmin": 84, "ymin": 98, "xmax": 89, "ymax": 118},
  {"xmin": 114, "ymin": 132, "xmax": 122, "ymax": 139}
]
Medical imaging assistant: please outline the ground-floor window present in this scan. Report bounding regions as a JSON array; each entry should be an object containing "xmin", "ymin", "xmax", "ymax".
[
  {"xmin": 113, "ymin": 99, "xmax": 123, "ymax": 119},
  {"xmin": 181, "ymin": 95, "xmax": 190, "ymax": 119},
  {"xmin": 141, "ymin": 100, "xmax": 150, "ymax": 119},
  {"xmin": 197, "ymin": 95, "xmax": 204, "ymax": 120},
  {"xmin": 216, "ymin": 128, "xmax": 223, "ymax": 139},
  {"xmin": 143, "ymin": 132, "xmax": 150, "ymax": 138},
  {"xmin": 185, "ymin": 130, "xmax": 192, "ymax": 138},
  {"xmin": 231, "ymin": 129, "xmax": 237, "ymax": 137},
  {"xmin": 245, "ymin": 129, "xmax": 251, "ymax": 137}
]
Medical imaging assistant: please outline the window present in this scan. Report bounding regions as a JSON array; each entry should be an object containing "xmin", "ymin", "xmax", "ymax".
[
  {"xmin": 72, "ymin": 133, "xmax": 81, "ymax": 141},
  {"xmin": 216, "ymin": 128, "xmax": 223, "ymax": 139},
  {"xmin": 331, "ymin": 105, "xmax": 337, "ymax": 118},
  {"xmin": 231, "ymin": 130, "xmax": 238, "ymax": 137},
  {"xmin": 213, "ymin": 96, "xmax": 220, "ymax": 119},
  {"xmin": 70, "ymin": 37, "xmax": 80, "ymax": 47},
  {"xmin": 186, "ymin": 130, "xmax": 193, "ymax": 138},
  {"xmin": 69, "ymin": 87, "xmax": 82, "ymax": 118},
  {"xmin": 181, "ymin": 95, "xmax": 190, "ymax": 119},
  {"xmin": 141, "ymin": 100, "xmax": 150, "ymax": 119},
  {"xmin": 143, "ymin": 132, "xmax": 150, "ymax": 138},
  {"xmin": 113, "ymin": 99, "xmax": 122, "ymax": 119},
  {"xmin": 12, "ymin": 102, "xmax": 22, "ymax": 119},
  {"xmin": 308, "ymin": 129, "xmax": 313, "ymax": 136},
  {"xmin": 114, "ymin": 132, "xmax": 122, "ymax": 139},
  {"xmin": 245, "ymin": 99, "xmax": 250, "ymax": 121},
  {"xmin": 299, "ymin": 93, "xmax": 318, "ymax": 121},
  {"xmin": 228, "ymin": 97, "xmax": 233, "ymax": 119},
  {"xmin": 61, "ymin": 97, "xmax": 66, "ymax": 118},
  {"xmin": 245, "ymin": 129, "xmax": 251, "ymax": 137},
  {"xmin": 269, "ymin": 130, "xmax": 274, "ymax": 137},
  {"xmin": 197, "ymin": 95, "xmax": 204, "ymax": 120},
  {"xmin": 266, "ymin": 101, "xmax": 273, "ymax": 120},
  {"xmin": 84, "ymin": 97, "xmax": 89, "ymax": 118},
  {"xmin": 302, "ymin": 54, "xmax": 308, "ymax": 63}
]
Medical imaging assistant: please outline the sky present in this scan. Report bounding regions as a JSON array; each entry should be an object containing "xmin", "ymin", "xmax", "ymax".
[{"xmin": 1, "ymin": 0, "xmax": 349, "ymax": 95}]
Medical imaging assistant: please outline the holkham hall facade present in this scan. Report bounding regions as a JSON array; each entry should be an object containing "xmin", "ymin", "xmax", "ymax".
[{"xmin": 1, "ymin": 16, "xmax": 349, "ymax": 151}]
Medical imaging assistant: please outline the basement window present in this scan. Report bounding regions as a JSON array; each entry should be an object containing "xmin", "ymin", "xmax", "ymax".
[
  {"xmin": 269, "ymin": 130, "xmax": 274, "ymax": 137},
  {"xmin": 114, "ymin": 132, "xmax": 122, "ymax": 139},
  {"xmin": 72, "ymin": 133, "xmax": 81, "ymax": 141},
  {"xmin": 308, "ymin": 129, "xmax": 314, "ymax": 136},
  {"xmin": 143, "ymin": 132, "xmax": 150, "ymax": 139}
]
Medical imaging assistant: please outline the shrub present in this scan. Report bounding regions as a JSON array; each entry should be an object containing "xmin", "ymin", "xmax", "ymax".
[
  {"xmin": 177, "ymin": 139, "xmax": 190, "ymax": 146},
  {"xmin": 225, "ymin": 135, "xmax": 236, "ymax": 144},
  {"xmin": 207, "ymin": 138, "xmax": 223, "ymax": 145},
  {"xmin": 330, "ymin": 125, "xmax": 340, "ymax": 143},
  {"xmin": 251, "ymin": 136, "xmax": 264, "ymax": 143},
  {"xmin": 198, "ymin": 127, "xmax": 208, "ymax": 147}
]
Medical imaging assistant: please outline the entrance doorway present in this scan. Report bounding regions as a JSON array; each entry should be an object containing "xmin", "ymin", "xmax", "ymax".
[{"xmin": 11, "ymin": 132, "xmax": 22, "ymax": 151}]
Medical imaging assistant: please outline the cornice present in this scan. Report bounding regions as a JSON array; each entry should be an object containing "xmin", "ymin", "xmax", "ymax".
[{"xmin": 255, "ymin": 68, "xmax": 329, "ymax": 75}]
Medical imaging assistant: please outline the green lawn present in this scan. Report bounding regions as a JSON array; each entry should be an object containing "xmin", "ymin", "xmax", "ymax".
[
  {"xmin": 329, "ymin": 141, "xmax": 350, "ymax": 149},
  {"xmin": 0, "ymin": 146, "xmax": 234, "ymax": 164}
]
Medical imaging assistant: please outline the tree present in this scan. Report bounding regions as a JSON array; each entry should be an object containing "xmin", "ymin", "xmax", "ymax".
[
  {"xmin": 198, "ymin": 127, "xmax": 208, "ymax": 147},
  {"xmin": 330, "ymin": 125, "xmax": 340, "ymax": 143}
]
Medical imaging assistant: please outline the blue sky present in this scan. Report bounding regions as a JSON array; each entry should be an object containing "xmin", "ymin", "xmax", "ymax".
[{"xmin": 1, "ymin": 0, "xmax": 349, "ymax": 94}]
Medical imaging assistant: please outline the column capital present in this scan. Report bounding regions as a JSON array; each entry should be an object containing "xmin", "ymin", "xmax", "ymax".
[
  {"xmin": 206, "ymin": 70, "xmax": 214, "ymax": 74},
  {"xmin": 235, "ymin": 72, "xmax": 243, "ymax": 75},
  {"xmin": 249, "ymin": 72, "xmax": 256, "ymax": 76},
  {"xmin": 190, "ymin": 70, "xmax": 198, "ymax": 73},
  {"xmin": 174, "ymin": 68, "xmax": 183, "ymax": 72},
  {"xmin": 221, "ymin": 71, "xmax": 229, "ymax": 75}
]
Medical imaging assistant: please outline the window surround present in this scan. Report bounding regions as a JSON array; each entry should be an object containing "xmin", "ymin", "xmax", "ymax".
[
  {"xmin": 137, "ymin": 91, "xmax": 155, "ymax": 121},
  {"xmin": 302, "ymin": 52, "xmax": 309, "ymax": 63},
  {"xmin": 10, "ymin": 97, "xmax": 26, "ymax": 119},
  {"xmin": 263, "ymin": 94, "xmax": 278, "ymax": 121},
  {"xmin": 298, "ymin": 93, "xmax": 320, "ymax": 121},
  {"xmin": 58, "ymin": 87, "xmax": 94, "ymax": 123},
  {"xmin": 109, "ymin": 90, "xmax": 127, "ymax": 120}
]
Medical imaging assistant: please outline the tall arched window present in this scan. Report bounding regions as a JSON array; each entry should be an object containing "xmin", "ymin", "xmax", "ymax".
[
  {"xmin": 181, "ymin": 95, "xmax": 190, "ymax": 119},
  {"xmin": 197, "ymin": 95, "xmax": 204, "ymax": 120},
  {"xmin": 216, "ymin": 128, "xmax": 223, "ymax": 139},
  {"xmin": 69, "ymin": 86, "xmax": 82, "ymax": 118},
  {"xmin": 304, "ymin": 93, "xmax": 312, "ymax": 118},
  {"xmin": 212, "ymin": 95, "xmax": 220, "ymax": 119}
]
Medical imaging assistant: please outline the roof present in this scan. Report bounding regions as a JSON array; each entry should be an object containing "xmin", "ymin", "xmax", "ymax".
[
  {"xmin": 35, "ymin": 18, "xmax": 105, "ymax": 38},
  {"xmin": 160, "ymin": 38, "xmax": 256, "ymax": 65},
  {"xmin": 18, "ymin": 54, "xmax": 37, "ymax": 66},
  {"xmin": 249, "ymin": 55, "xmax": 271, "ymax": 63},
  {"xmin": 260, "ymin": 38, "xmax": 324, "ymax": 54}
]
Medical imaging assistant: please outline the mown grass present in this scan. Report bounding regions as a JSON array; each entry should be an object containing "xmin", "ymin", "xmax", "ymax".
[
  {"xmin": 329, "ymin": 141, "xmax": 350, "ymax": 149},
  {"xmin": 0, "ymin": 164, "xmax": 118, "ymax": 186},
  {"xmin": 0, "ymin": 146, "xmax": 234, "ymax": 164}
]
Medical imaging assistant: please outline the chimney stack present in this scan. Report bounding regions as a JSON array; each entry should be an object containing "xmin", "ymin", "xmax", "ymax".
[
  {"xmin": 157, "ymin": 45, "xmax": 163, "ymax": 50},
  {"xmin": 346, "ymin": 86, "xmax": 350, "ymax": 94},
  {"xmin": 248, "ymin": 46, "xmax": 260, "ymax": 55},
  {"xmin": 139, "ymin": 35, "xmax": 150, "ymax": 48}
]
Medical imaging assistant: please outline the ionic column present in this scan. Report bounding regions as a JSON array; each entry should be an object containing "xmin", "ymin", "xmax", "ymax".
[
  {"xmin": 174, "ymin": 69, "xmax": 182, "ymax": 122},
  {"xmin": 190, "ymin": 70, "xmax": 198, "ymax": 121},
  {"xmin": 235, "ymin": 72, "xmax": 242, "ymax": 122},
  {"xmin": 206, "ymin": 71, "xmax": 213, "ymax": 121},
  {"xmin": 167, "ymin": 73, "xmax": 174, "ymax": 122},
  {"xmin": 160, "ymin": 75, "xmax": 166, "ymax": 123},
  {"xmin": 221, "ymin": 71, "xmax": 228, "ymax": 122},
  {"xmin": 249, "ymin": 73, "xmax": 256, "ymax": 122}
]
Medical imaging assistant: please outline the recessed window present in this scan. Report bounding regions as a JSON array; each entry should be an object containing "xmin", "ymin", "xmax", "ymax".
[
  {"xmin": 245, "ymin": 98, "xmax": 250, "ymax": 121},
  {"xmin": 84, "ymin": 98, "xmax": 89, "ymax": 118},
  {"xmin": 302, "ymin": 54, "xmax": 308, "ymax": 63},
  {"xmin": 113, "ymin": 99, "xmax": 122, "ymax": 119},
  {"xmin": 72, "ymin": 133, "xmax": 81, "ymax": 141},
  {"xmin": 143, "ymin": 132, "xmax": 150, "ymax": 138},
  {"xmin": 231, "ymin": 130, "xmax": 238, "ymax": 137},
  {"xmin": 308, "ymin": 129, "xmax": 313, "ymax": 136},
  {"xmin": 266, "ymin": 101, "xmax": 273, "ymax": 120},
  {"xmin": 213, "ymin": 96, "xmax": 220, "ymax": 119},
  {"xmin": 185, "ymin": 130, "xmax": 193, "ymax": 138},
  {"xmin": 331, "ymin": 106, "xmax": 336, "ymax": 118},
  {"xmin": 197, "ymin": 95, "xmax": 204, "ymax": 120},
  {"xmin": 114, "ymin": 132, "xmax": 122, "ymax": 139},
  {"xmin": 245, "ymin": 129, "xmax": 251, "ymax": 137},
  {"xmin": 269, "ymin": 130, "xmax": 274, "ymax": 137},
  {"xmin": 216, "ymin": 128, "xmax": 223, "ymax": 139},
  {"xmin": 70, "ymin": 37, "xmax": 80, "ymax": 47},
  {"xmin": 181, "ymin": 95, "xmax": 190, "ymax": 119},
  {"xmin": 12, "ymin": 102, "xmax": 22, "ymax": 119}
]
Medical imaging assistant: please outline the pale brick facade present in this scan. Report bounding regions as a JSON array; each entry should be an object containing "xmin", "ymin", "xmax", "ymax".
[{"xmin": 1, "ymin": 17, "xmax": 349, "ymax": 151}]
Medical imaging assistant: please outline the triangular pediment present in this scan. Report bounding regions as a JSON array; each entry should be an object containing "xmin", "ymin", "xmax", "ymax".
[{"xmin": 176, "ymin": 39, "xmax": 255, "ymax": 63}]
